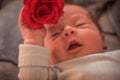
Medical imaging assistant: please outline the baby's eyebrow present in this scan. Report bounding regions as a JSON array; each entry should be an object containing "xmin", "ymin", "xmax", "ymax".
[
  {"xmin": 47, "ymin": 26, "xmax": 59, "ymax": 33},
  {"xmin": 68, "ymin": 14, "xmax": 90, "ymax": 24},
  {"xmin": 70, "ymin": 14, "xmax": 88, "ymax": 20}
]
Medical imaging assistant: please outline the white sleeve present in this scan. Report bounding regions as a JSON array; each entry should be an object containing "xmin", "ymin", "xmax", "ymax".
[{"xmin": 18, "ymin": 44, "xmax": 51, "ymax": 80}]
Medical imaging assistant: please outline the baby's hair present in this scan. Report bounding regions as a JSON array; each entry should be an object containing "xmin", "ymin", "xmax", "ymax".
[{"xmin": 86, "ymin": 9, "xmax": 103, "ymax": 33}]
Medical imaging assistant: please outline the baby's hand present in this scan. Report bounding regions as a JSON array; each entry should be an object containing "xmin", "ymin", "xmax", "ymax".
[{"xmin": 18, "ymin": 9, "xmax": 46, "ymax": 46}]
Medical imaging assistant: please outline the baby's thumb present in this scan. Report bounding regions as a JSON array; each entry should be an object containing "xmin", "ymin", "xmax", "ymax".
[{"xmin": 18, "ymin": 8, "xmax": 24, "ymax": 28}]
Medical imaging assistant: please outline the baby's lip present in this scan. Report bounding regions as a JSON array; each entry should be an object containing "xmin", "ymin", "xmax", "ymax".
[{"xmin": 67, "ymin": 40, "xmax": 83, "ymax": 52}]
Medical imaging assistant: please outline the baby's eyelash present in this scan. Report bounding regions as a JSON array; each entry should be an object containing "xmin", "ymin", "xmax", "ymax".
[
  {"xmin": 52, "ymin": 32, "xmax": 60, "ymax": 37},
  {"xmin": 76, "ymin": 23, "xmax": 85, "ymax": 27}
]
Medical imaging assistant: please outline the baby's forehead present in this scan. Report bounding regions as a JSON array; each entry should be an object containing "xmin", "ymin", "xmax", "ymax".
[
  {"xmin": 45, "ymin": 5, "xmax": 92, "ymax": 30},
  {"xmin": 57, "ymin": 13, "xmax": 91, "ymax": 27},
  {"xmin": 61, "ymin": 14, "xmax": 89, "ymax": 21},
  {"xmin": 64, "ymin": 5, "xmax": 90, "ymax": 16},
  {"xmin": 58, "ymin": 5, "xmax": 91, "ymax": 22},
  {"xmin": 45, "ymin": 14, "xmax": 88, "ymax": 31}
]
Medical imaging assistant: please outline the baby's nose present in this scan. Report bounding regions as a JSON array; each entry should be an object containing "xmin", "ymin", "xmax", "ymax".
[{"xmin": 62, "ymin": 26, "xmax": 76, "ymax": 38}]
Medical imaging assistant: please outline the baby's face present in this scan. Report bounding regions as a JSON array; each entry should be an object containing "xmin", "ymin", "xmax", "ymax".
[{"xmin": 44, "ymin": 5, "xmax": 106, "ymax": 64}]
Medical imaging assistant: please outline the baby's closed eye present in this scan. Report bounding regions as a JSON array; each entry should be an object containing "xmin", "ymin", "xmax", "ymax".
[
  {"xmin": 52, "ymin": 32, "xmax": 61, "ymax": 37},
  {"xmin": 75, "ymin": 23, "xmax": 87, "ymax": 28}
]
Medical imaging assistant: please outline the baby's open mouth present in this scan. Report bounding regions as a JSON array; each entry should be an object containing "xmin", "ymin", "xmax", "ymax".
[{"xmin": 67, "ymin": 42, "xmax": 81, "ymax": 51}]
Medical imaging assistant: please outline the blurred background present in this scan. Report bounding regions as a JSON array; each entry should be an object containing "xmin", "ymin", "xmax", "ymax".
[{"xmin": 0, "ymin": 0, "xmax": 120, "ymax": 80}]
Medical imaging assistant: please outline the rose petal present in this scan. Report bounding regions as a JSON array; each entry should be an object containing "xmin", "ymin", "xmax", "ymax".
[
  {"xmin": 32, "ymin": 4, "xmax": 51, "ymax": 23},
  {"xmin": 22, "ymin": 0, "xmax": 64, "ymax": 29},
  {"xmin": 22, "ymin": 7, "xmax": 43, "ymax": 29},
  {"xmin": 24, "ymin": 0, "xmax": 32, "ymax": 6}
]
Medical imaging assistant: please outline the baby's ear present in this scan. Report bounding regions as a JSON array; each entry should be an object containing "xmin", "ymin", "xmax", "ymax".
[{"xmin": 101, "ymin": 33, "xmax": 108, "ymax": 50}]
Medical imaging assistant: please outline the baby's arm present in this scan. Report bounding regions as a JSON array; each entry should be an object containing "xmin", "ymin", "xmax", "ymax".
[
  {"xmin": 18, "ymin": 9, "xmax": 56, "ymax": 80},
  {"xmin": 19, "ymin": 44, "xmax": 50, "ymax": 80}
]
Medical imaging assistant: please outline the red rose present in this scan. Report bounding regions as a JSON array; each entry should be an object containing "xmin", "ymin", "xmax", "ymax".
[{"xmin": 22, "ymin": 0, "xmax": 64, "ymax": 29}]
